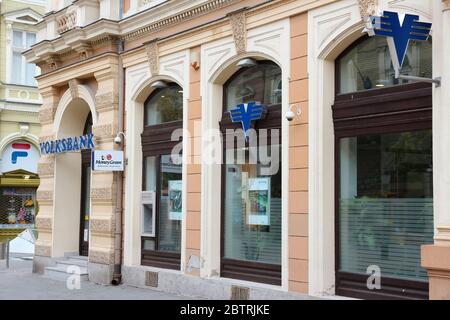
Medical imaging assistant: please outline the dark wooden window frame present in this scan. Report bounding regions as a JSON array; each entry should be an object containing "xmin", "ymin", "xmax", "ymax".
[
  {"xmin": 141, "ymin": 84, "xmax": 183, "ymax": 271},
  {"xmin": 334, "ymin": 37, "xmax": 433, "ymax": 300},
  {"xmin": 219, "ymin": 61, "xmax": 282, "ymax": 285}
]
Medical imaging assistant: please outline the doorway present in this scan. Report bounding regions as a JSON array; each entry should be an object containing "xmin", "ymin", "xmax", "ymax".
[{"xmin": 79, "ymin": 113, "xmax": 92, "ymax": 257}]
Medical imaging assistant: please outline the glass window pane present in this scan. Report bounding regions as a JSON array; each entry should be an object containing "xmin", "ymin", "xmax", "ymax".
[
  {"xmin": 225, "ymin": 63, "xmax": 281, "ymax": 110},
  {"xmin": 158, "ymin": 154, "xmax": 182, "ymax": 253},
  {"xmin": 26, "ymin": 63, "xmax": 36, "ymax": 86},
  {"xmin": 223, "ymin": 144, "xmax": 282, "ymax": 265},
  {"xmin": 12, "ymin": 52, "xmax": 23, "ymax": 84},
  {"xmin": 13, "ymin": 31, "xmax": 23, "ymax": 48},
  {"xmin": 339, "ymin": 130, "xmax": 433, "ymax": 281},
  {"xmin": 144, "ymin": 157, "xmax": 156, "ymax": 192},
  {"xmin": 26, "ymin": 33, "xmax": 36, "ymax": 48},
  {"xmin": 145, "ymin": 85, "xmax": 183, "ymax": 125},
  {"xmin": 338, "ymin": 37, "xmax": 432, "ymax": 94}
]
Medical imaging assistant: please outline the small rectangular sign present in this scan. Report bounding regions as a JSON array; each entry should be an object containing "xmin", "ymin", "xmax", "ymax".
[{"xmin": 92, "ymin": 150, "xmax": 124, "ymax": 171}]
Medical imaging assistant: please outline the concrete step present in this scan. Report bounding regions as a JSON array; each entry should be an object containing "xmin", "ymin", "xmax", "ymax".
[
  {"xmin": 56, "ymin": 259, "xmax": 88, "ymax": 268},
  {"xmin": 68, "ymin": 256, "xmax": 88, "ymax": 262}
]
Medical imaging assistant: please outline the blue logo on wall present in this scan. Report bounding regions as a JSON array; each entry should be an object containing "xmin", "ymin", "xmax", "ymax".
[
  {"xmin": 229, "ymin": 102, "xmax": 264, "ymax": 140},
  {"xmin": 368, "ymin": 11, "xmax": 431, "ymax": 68}
]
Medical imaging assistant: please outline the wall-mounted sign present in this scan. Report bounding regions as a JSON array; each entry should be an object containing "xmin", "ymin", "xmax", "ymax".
[
  {"xmin": 229, "ymin": 102, "xmax": 265, "ymax": 140},
  {"xmin": 367, "ymin": 11, "xmax": 432, "ymax": 70},
  {"xmin": 40, "ymin": 133, "xmax": 94, "ymax": 155},
  {"xmin": 1, "ymin": 141, "xmax": 39, "ymax": 174},
  {"xmin": 92, "ymin": 150, "xmax": 124, "ymax": 171}
]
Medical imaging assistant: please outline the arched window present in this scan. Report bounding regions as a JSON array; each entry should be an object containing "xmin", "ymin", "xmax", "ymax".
[
  {"xmin": 220, "ymin": 61, "xmax": 282, "ymax": 285},
  {"xmin": 337, "ymin": 36, "xmax": 432, "ymax": 94},
  {"xmin": 141, "ymin": 82, "xmax": 183, "ymax": 270},
  {"xmin": 334, "ymin": 36, "xmax": 433, "ymax": 299},
  {"xmin": 144, "ymin": 84, "xmax": 183, "ymax": 126}
]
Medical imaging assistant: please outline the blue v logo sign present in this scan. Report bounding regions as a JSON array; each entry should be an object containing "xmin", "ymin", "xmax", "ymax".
[
  {"xmin": 369, "ymin": 11, "xmax": 431, "ymax": 68},
  {"xmin": 229, "ymin": 102, "xmax": 264, "ymax": 140}
]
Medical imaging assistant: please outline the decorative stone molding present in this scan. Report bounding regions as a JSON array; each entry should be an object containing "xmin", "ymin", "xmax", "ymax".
[
  {"xmin": 37, "ymin": 161, "xmax": 55, "ymax": 177},
  {"xmin": 91, "ymin": 188, "xmax": 114, "ymax": 201},
  {"xmin": 73, "ymin": 43, "xmax": 93, "ymax": 60},
  {"xmin": 95, "ymin": 92, "xmax": 119, "ymax": 112},
  {"xmin": 90, "ymin": 218, "xmax": 115, "ymax": 234},
  {"xmin": 145, "ymin": 40, "xmax": 159, "ymax": 76},
  {"xmin": 228, "ymin": 9, "xmax": 247, "ymax": 54},
  {"xmin": 68, "ymin": 79, "xmax": 80, "ymax": 99},
  {"xmin": 36, "ymin": 217, "xmax": 52, "ymax": 231},
  {"xmin": 443, "ymin": 0, "xmax": 450, "ymax": 10},
  {"xmin": 45, "ymin": 55, "xmax": 61, "ymax": 71},
  {"xmin": 35, "ymin": 245, "xmax": 51, "ymax": 257},
  {"xmin": 92, "ymin": 123, "xmax": 117, "ymax": 139},
  {"xmin": 358, "ymin": 0, "xmax": 378, "ymax": 20},
  {"xmin": 56, "ymin": 5, "xmax": 78, "ymax": 34},
  {"xmin": 37, "ymin": 190, "xmax": 53, "ymax": 202},
  {"xmin": 89, "ymin": 249, "xmax": 115, "ymax": 265},
  {"xmin": 39, "ymin": 106, "xmax": 58, "ymax": 125}
]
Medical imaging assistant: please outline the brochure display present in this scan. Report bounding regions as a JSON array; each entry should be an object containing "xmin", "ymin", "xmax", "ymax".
[
  {"xmin": 168, "ymin": 180, "xmax": 182, "ymax": 221},
  {"xmin": 246, "ymin": 178, "xmax": 271, "ymax": 226}
]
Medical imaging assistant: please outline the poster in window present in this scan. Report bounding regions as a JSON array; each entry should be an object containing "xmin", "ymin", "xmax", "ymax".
[
  {"xmin": 168, "ymin": 180, "xmax": 182, "ymax": 221},
  {"xmin": 247, "ymin": 178, "xmax": 271, "ymax": 226}
]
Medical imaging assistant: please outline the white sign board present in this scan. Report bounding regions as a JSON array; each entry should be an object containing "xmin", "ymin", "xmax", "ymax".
[
  {"xmin": 92, "ymin": 150, "xmax": 124, "ymax": 171},
  {"xmin": 0, "ymin": 141, "xmax": 39, "ymax": 174}
]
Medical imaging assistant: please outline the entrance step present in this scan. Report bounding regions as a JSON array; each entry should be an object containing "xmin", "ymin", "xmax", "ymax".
[{"xmin": 44, "ymin": 256, "xmax": 89, "ymax": 282}]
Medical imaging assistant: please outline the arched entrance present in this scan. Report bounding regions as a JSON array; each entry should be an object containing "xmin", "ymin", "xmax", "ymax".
[{"xmin": 52, "ymin": 96, "xmax": 95, "ymax": 257}]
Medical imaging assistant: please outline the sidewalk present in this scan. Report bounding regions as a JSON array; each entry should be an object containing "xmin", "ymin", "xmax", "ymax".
[{"xmin": 0, "ymin": 255, "xmax": 194, "ymax": 300}]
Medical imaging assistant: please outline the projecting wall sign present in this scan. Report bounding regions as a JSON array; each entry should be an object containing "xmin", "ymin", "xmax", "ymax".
[
  {"xmin": 365, "ymin": 10, "xmax": 440, "ymax": 86},
  {"xmin": 229, "ymin": 102, "xmax": 265, "ymax": 141}
]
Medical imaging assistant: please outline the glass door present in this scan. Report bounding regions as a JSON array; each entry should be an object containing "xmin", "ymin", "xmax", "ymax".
[{"xmin": 79, "ymin": 156, "xmax": 91, "ymax": 257}]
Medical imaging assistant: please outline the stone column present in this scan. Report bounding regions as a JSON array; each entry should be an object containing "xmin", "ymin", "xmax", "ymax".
[
  {"xmin": 33, "ymin": 86, "xmax": 58, "ymax": 273},
  {"xmin": 88, "ymin": 64, "xmax": 120, "ymax": 285},
  {"xmin": 421, "ymin": 0, "xmax": 450, "ymax": 300}
]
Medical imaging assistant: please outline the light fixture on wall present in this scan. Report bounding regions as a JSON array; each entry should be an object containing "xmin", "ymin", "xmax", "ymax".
[
  {"xmin": 151, "ymin": 80, "xmax": 168, "ymax": 89},
  {"xmin": 236, "ymin": 58, "xmax": 258, "ymax": 68}
]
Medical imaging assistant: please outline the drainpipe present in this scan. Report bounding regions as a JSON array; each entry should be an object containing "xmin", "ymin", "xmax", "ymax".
[{"xmin": 112, "ymin": 38, "xmax": 125, "ymax": 285}]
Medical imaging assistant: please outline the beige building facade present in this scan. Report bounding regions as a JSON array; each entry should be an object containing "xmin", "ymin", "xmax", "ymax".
[{"xmin": 24, "ymin": 0, "xmax": 450, "ymax": 300}]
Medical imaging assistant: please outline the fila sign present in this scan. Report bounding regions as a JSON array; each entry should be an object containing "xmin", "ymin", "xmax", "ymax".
[{"xmin": 0, "ymin": 141, "xmax": 39, "ymax": 174}]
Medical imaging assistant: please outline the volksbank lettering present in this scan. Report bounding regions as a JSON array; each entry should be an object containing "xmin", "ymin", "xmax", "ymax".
[{"xmin": 40, "ymin": 134, "xmax": 94, "ymax": 155}]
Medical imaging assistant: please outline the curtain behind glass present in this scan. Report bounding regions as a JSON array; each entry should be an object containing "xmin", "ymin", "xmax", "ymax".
[{"xmin": 339, "ymin": 130, "xmax": 433, "ymax": 281}]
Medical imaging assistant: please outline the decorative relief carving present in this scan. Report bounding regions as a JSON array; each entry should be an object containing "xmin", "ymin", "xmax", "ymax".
[
  {"xmin": 95, "ymin": 92, "xmax": 119, "ymax": 111},
  {"xmin": 89, "ymin": 250, "xmax": 115, "ymax": 265},
  {"xmin": 45, "ymin": 55, "xmax": 61, "ymax": 71},
  {"xmin": 73, "ymin": 43, "xmax": 93, "ymax": 60},
  {"xmin": 228, "ymin": 9, "xmax": 247, "ymax": 54},
  {"xmin": 39, "ymin": 106, "xmax": 58, "ymax": 124},
  {"xmin": 56, "ymin": 5, "xmax": 78, "ymax": 34},
  {"xmin": 35, "ymin": 245, "xmax": 51, "ymax": 257},
  {"xmin": 37, "ymin": 162, "xmax": 55, "ymax": 177},
  {"xmin": 358, "ymin": 0, "xmax": 378, "ymax": 19},
  {"xmin": 92, "ymin": 124, "xmax": 117, "ymax": 139},
  {"xmin": 36, "ymin": 217, "xmax": 52, "ymax": 230},
  {"xmin": 90, "ymin": 218, "xmax": 115, "ymax": 234},
  {"xmin": 68, "ymin": 79, "xmax": 79, "ymax": 98},
  {"xmin": 145, "ymin": 40, "xmax": 159, "ymax": 76},
  {"xmin": 91, "ymin": 188, "xmax": 114, "ymax": 201}
]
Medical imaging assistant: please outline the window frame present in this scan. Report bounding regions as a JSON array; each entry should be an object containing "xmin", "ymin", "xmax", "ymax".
[
  {"xmin": 333, "ymin": 36, "xmax": 433, "ymax": 300},
  {"xmin": 141, "ymin": 83, "xmax": 183, "ymax": 271},
  {"xmin": 10, "ymin": 29, "xmax": 37, "ymax": 86},
  {"xmin": 219, "ymin": 61, "xmax": 283, "ymax": 285}
]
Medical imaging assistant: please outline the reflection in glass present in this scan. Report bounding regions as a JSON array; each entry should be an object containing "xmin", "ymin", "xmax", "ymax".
[
  {"xmin": 339, "ymin": 130, "xmax": 433, "ymax": 281},
  {"xmin": 145, "ymin": 85, "xmax": 183, "ymax": 125},
  {"xmin": 338, "ymin": 37, "xmax": 432, "ymax": 94},
  {"xmin": 224, "ymin": 146, "xmax": 282, "ymax": 265},
  {"xmin": 225, "ymin": 63, "xmax": 281, "ymax": 110}
]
